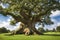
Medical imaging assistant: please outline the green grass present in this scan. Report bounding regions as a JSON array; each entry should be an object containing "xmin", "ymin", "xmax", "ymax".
[{"xmin": 0, "ymin": 32, "xmax": 60, "ymax": 40}]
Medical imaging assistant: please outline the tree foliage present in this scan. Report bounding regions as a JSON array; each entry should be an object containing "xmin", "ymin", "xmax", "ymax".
[
  {"xmin": 56, "ymin": 26, "xmax": 60, "ymax": 32},
  {"xmin": 38, "ymin": 27, "xmax": 45, "ymax": 33},
  {"xmin": 0, "ymin": 27, "xmax": 10, "ymax": 33}
]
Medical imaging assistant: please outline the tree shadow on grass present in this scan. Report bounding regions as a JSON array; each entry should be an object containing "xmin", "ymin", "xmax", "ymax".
[
  {"xmin": 3, "ymin": 33, "xmax": 60, "ymax": 36},
  {"xmin": 43, "ymin": 34, "xmax": 60, "ymax": 36},
  {"xmin": 4, "ymin": 33, "xmax": 14, "ymax": 36},
  {"xmin": 4, "ymin": 33, "xmax": 24, "ymax": 36}
]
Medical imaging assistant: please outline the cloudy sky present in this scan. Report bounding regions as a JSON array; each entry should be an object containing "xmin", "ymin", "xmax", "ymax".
[
  {"xmin": 44, "ymin": 10, "xmax": 60, "ymax": 30},
  {"xmin": 0, "ymin": 3, "xmax": 60, "ymax": 30},
  {"xmin": 0, "ymin": 14, "xmax": 21, "ymax": 31}
]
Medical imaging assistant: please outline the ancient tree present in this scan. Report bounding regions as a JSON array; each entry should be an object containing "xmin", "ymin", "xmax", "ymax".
[{"xmin": 0, "ymin": 0, "xmax": 60, "ymax": 35}]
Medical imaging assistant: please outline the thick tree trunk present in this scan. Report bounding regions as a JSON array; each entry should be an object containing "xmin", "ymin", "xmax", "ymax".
[{"xmin": 25, "ymin": 23, "xmax": 43, "ymax": 35}]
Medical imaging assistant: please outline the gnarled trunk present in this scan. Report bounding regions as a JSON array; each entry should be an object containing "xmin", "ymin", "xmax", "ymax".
[{"xmin": 24, "ymin": 22, "xmax": 43, "ymax": 35}]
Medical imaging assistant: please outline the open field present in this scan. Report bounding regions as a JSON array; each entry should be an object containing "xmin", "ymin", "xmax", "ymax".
[{"xmin": 0, "ymin": 32, "xmax": 60, "ymax": 40}]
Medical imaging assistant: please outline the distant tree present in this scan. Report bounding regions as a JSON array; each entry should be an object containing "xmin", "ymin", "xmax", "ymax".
[
  {"xmin": 0, "ymin": 28, "xmax": 2, "ymax": 33},
  {"xmin": 45, "ymin": 28, "xmax": 56, "ymax": 32},
  {"xmin": 56, "ymin": 26, "xmax": 60, "ymax": 32},
  {"xmin": 38, "ymin": 27, "xmax": 45, "ymax": 33},
  {"xmin": 0, "ymin": 27, "xmax": 10, "ymax": 33},
  {"xmin": 46, "ymin": 29, "xmax": 49, "ymax": 32},
  {"xmin": 52, "ymin": 28, "xmax": 56, "ymax": 32}
]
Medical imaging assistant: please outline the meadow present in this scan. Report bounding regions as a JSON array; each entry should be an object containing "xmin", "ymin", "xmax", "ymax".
[{"xmin": 0, "ymin": 32, "xmax": 60, "ymax": 40}]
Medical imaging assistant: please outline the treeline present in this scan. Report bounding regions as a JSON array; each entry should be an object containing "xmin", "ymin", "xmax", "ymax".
[
  {"xmin": 38, "ymin": 26, "xmax": 60, "ymax": 33},
  {"xmin": 0, "ymin": 26, "xmax": 60, "ymax": 34},
  {"xmin": 0, "ymin": 27, "xmax": 10, "ymax": 33}
]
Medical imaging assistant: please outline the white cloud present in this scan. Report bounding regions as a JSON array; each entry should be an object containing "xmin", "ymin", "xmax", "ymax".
[
  {"xmin": 50, "ymin": 10, "xmax": 60, "ymax": 17},
  {"xmin": 0, "ymin": 15, "xmax": 22, "ymax": 31},
  {"xmin": 0, "ymin": 3, "xmax": 9, "ymax": 8},
  {"xmin": 0, "ymin": 18, "xmax": 22, "ymax": 31},
  {"xmin": 0, "ymin": 21, "xmax": 9, "ymax": 27}
]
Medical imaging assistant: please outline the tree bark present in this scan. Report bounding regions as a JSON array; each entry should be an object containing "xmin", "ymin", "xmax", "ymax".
[{"xmin": 25, "ymin": 22, "xmax": 43, "ymax": 35}]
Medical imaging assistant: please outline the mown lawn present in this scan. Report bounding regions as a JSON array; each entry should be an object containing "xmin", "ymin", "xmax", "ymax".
[{"xmin": 0, "ymin": 32, "xmax": 60, "ymax": 40}]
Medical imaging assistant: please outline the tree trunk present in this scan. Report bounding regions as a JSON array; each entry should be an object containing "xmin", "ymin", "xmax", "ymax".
[{"xmin": 24, "ymin": 22, "xmax": 43, "ymax": 35}]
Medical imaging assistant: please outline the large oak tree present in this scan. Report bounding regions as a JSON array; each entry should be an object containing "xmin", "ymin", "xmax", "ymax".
[{"xmin": 0, "ymin": 0, "xmax": 60, "ymax": 35}]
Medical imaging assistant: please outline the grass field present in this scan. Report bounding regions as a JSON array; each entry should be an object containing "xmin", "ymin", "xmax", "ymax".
[{"xmin": 0, "ymin": 32, "xmax": 60, "ymax": 40}]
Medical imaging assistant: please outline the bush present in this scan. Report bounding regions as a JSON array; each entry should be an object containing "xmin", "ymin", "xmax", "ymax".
[
  {"xmin": 56, "ymin": 26, "xmax": 60, "ymax": 32},
  {"xmin": 38, "ymin": 27, "xmax": 45, "ymax": 33},
  {"xmin": 0, "ymin": 27, "xmax": 10, "ymax": 33}
]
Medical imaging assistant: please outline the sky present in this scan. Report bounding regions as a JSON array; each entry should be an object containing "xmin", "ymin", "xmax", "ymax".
[
  {"xmin": 0, "ymin": 3, "xmax": 60, "ymax": 30},
  {"xmin": 0, "ymin": 14, "xmax": 21, "ymax": 31}
]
